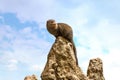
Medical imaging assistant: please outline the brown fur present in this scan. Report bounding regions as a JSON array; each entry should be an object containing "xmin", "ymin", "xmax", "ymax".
[{"xmin": 46, "ymin": 19, "xmax": 78, "ymax": 65}]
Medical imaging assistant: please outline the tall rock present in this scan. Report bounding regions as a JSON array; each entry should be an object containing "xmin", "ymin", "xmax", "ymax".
[
  {"xmin": 87, "ymin": 58, "xmax": 105, "ymax": 80},
  {"xmin": 41, "ymin": 36, "xmax": 88, "ymax": 80}
]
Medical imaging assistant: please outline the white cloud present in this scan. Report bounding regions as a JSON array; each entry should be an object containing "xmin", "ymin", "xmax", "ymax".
[
  {"xmin": 90, "ymin": 19, "xmax": 120, "ymax": 50},
  {"xmin": 21, "ymin": 27, "xmax": 32, "ymax": 34},
  {"xmin": 30, "ymin": 64, "xmax": 41, "ymax": 71},
  {"xmin": 0, "ymin": 24, "xmax": 50, "ymax": 71},
  {"xmin": 0, "ymin": 24, "xmax": 15, "ymax": 40},
  {"xmin": 0, "ymin": 0, "xmax": 93, "ymax": 28},
  {"xmin": 103, "ymin": 48, "xmax": 120, "ymax": 80},
  {"xmin": 76, "ymin": 18, "xmax": 120, "ymax": 79},
  {"xmin": 30, "ymin": 64, "xmax": 45, "ymax": 72},
  {"xmin": 6, "ymin": 59, "xmax": 18, "ymax": 71},
  {"xmin": 0, "ymin": 0, "xmax": 57, "ymax": 23},
  {"xmin": 0, "ymin": 50, "xmax": 18, "ymax": 71}
]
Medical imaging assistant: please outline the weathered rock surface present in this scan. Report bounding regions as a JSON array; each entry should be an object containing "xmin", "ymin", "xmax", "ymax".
[
  {"xmin": 87, "ymin": 58, "xmax": 105, "ymax": 80},
  {"xmin": 41, "ymin": 36, "xmax": 88, "ymax": 80},
  {"xmin": 40, "ymin": 36, "xmax": 105, "ymax": 80},
  {"xmin": 24, "ymin": 74, "xmax": 37, "ymax": 80}
]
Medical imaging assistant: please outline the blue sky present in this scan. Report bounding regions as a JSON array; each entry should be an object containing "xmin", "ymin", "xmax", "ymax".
[{"xmin": 0, "ymin": 0, "xmax": 120, "ymax": 80}]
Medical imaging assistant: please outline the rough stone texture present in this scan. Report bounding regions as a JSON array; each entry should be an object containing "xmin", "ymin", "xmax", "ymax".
[
  {"xmin": 40, "ymin": 36, "xmax": 105, "ymax": 80},
  {"xmin": 24, "ymin": 74, "xmax": 37, "ymax": 80},
  {"xmin": 87, "ymin": 58, "xmax": 105, "ymax": 80},
  {"xmin": 41, "ymin": 36, "xmax": 88, "ymax": 80}
]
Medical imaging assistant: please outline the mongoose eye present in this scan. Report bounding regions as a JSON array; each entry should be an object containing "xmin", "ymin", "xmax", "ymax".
[
  {"xmin": 50, "ymin": 21, "xmax": 53, "ymax": 23},
  {"xmin": 50, "ymin": 20, "xmax": 55, "ymax": 24}
]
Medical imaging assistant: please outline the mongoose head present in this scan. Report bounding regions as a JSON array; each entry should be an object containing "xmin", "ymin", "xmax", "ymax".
[
  {"xmin": 47, "ymin": 19, "xmax": 58, "ymax": 29},
  {"xmin": 46, "ymin": 19, "xmax": 58, "ymax": 35}
]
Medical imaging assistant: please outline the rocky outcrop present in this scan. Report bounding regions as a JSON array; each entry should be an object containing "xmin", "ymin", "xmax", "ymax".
[
  {"xmin": 41, "ymin": 36, "xmax": 88, "ymax": 80},
  {"xmin": 87, "ymin": 58, "xmax": 105, "ymax": 80},
  {"xmin": 24, "ymin": 74, "xmax": 37, "ymax": 80},
  {"xmin": 40, "ymin": 36, "xmax": 105, "ymax": 80}
]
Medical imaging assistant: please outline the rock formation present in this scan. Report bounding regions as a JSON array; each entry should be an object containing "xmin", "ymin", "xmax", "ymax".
[
  {"xmin": 24, "ymin": 74, "xmax": 37, "ymax": 80},
  {"xmin": 87, "ymin": 58, "xmax": 105, "ymax": 80},
  {"xmin": 40, "ymin": 36, "xmax": 105, "ymax": 80},
  {"xmin": 23, "ymin": 33, "xmax": 106, "ymax": 80},
  {"xmin": 41, "ymin": 36, "xmax": 88, "ymax": 80}
]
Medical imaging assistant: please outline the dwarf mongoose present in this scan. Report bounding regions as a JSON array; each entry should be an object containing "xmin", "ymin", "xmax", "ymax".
[{"xmin": 46, "ymin": 19, "xmax": 78, "ymax": 65}]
